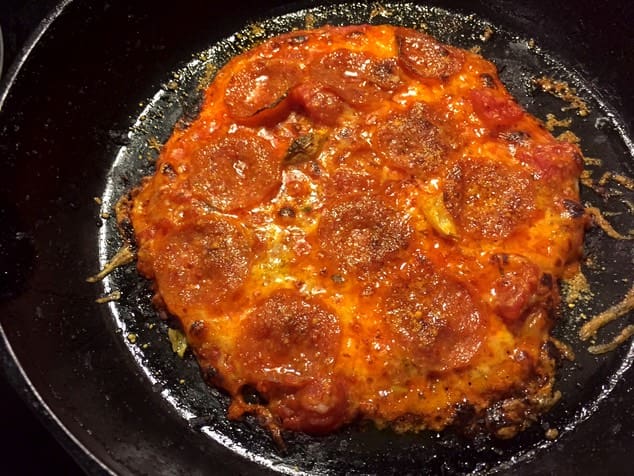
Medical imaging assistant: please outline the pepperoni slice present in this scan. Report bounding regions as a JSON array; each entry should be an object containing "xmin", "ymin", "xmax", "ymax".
[
  {"xmin": 444, "ymin": 159, "xmax": 535, "ymax": 239},
  {"xmin": 384, "ymin": 265, "xmax": 485, "ymax": 371},
  {"xmin": 224, "ymin": 59, "xmax": 303, "ymax": 123},
  {"xmin": 153, "ymin": 218, "xmax": 253, "ymax": 312},
  {"xmin": 289, "ymin": 82, "xmax": 344, "ymax": 126},
  {"xmin": 190, "ymin": 128, "xmax": 282, "ymax": 212},
  {"xmin": 396, "ymin": 28, "xmax": 464, "ymax": 80},
  {"xmin": 469, "ymin": 89, "xmax": 524, "ymax": 128},
  {"xmin": 375, "ymin": 103, "xmax": 447, "ymax": 176},
  {"xmin": 236, "ymin": 289, "xmax": 341, "ymax": 387},
  {"xmin": 317, "ymin": 198, "xmax": 412, "ymax": 274},
  {"xmin": 310, "ymin": 49, "xmax": 401, "ymax": 109}
]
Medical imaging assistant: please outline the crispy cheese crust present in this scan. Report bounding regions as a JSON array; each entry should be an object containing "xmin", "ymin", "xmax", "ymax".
[{"xmin": 126, "ymin": 25, "xmax": 585, "ymax": 438}]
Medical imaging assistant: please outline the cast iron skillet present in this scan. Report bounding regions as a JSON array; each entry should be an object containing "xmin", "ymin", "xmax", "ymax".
[{"xmin": 1, "ymin": 0, "xmax": 633, "ymax": 474}]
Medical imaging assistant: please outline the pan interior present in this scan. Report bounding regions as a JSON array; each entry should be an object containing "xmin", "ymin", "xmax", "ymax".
[{"xmin": 95, "ymin": 2, "xmax": 634, "ymax": 474}]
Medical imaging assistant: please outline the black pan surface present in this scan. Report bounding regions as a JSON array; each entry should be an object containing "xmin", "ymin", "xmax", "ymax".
[{"xmin": 1, "ymin": 1, "xmax": 633, "ymax": 475}]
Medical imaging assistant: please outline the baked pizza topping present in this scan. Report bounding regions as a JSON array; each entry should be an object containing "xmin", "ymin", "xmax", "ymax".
[{"xmin": 123, "ymin": 24, "xmax": 586, "ymax": 439}]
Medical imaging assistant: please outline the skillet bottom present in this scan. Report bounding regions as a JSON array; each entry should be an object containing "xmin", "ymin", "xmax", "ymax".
[{"xmin": 96, "ymin": 2, "xmax": 634, "ymax": 474}]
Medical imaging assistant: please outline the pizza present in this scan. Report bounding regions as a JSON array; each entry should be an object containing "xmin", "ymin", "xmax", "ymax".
[{"xmin": 121, "ymin": 24, "xmax": 586, "ymax": 439}]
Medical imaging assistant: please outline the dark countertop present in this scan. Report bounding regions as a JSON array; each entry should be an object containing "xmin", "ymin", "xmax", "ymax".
[{"xmin": 0, "ymin": 374, "xmax": 84, "ymax": 475}]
